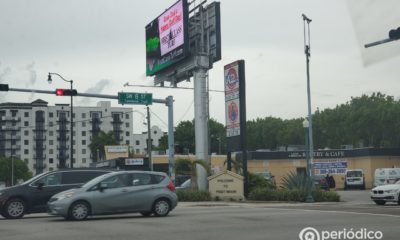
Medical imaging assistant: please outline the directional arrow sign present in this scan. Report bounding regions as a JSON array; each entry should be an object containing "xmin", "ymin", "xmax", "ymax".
[{"xmin": 118, "ymin": 92, "xmax": 153, "ymax": 105}]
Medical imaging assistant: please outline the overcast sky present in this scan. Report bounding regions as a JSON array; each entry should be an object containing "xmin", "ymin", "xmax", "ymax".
[{"xmin": 0, "ymin": 0, "xmax": 399, "ymax": 133}]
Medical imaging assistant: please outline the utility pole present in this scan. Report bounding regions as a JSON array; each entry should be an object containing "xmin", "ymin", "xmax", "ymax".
[
  {"xmin": 146, "ymin": 105, "xmax": 152, "ymax": 171},
  {"xmin": 302, "ymin": 13, "xmax": 315, "ymax": 202}
]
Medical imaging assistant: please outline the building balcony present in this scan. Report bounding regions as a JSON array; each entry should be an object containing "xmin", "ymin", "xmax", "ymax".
[
  {"xmin": 90, "ymin": 118, "xmax": 102, "ymax": 124},
  {"xmin": 1, "ymin": 126, "xmax": 20, "ymax": 131},
  {"xmin": 33, "ymin": 128, "xmax": 47, "ymax": 132},
  {"xmin": 56, "ymin": 119, "xmax": 70, "ymax": 123},
  {"xmin": 57, "ymin": 145, "xmax": 70, "ymax": 150},
  {"xmin": 33, "ymin": 163, "xmax": 47, "ymax": 169},
  {"xmin": 33, "ymin": 154, "xmax": 47, "ymax": 159},
  {"xmin": 57, "ymin": 136, "xmax": 70, "ymax": 141},
  {"xmin": 33, "ymin": 135, "xmax": 47, "ymax": 141},
  {"xmin": 33, "ymin": 145, "xmax": 47, "ymax": 151},
  {"xmin": 57, "ymin": 154, "xmax": 70, "ymax": 159},
  {"xmin": 1, "ymin": 116, "xmax": 21, "ymax": 122}
]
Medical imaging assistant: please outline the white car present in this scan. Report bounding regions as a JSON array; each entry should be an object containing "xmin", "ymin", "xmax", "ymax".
[{"xmin": 370, "ymin": 180, "xmax": 400, "ymax": 205}]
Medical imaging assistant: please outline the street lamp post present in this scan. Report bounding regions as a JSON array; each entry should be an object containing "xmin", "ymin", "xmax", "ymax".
[
  {"xmin": 48, "ymin": 72, "xmax": 74, "ymax": 168},
  {"xmin": 303, "ymin": 118, "xmax": 314, "ymax": 203}
]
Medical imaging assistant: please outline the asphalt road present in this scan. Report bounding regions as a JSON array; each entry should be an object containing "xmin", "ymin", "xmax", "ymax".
[{"xmin": 1, "ymin": 191, "xmax": 399, "ymax": 240}]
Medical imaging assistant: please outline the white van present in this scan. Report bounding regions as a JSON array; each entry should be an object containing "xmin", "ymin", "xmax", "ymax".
[
  {"xmin": 344, "ymin": 169, "xmax": 365, "ymax": 190},
  {"xmin": 374, "ymin": 168, "xmax": 400, "ymax": 187}
]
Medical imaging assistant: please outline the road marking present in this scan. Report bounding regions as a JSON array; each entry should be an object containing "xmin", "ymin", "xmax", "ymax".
[{"xmin": 258, "ymin": 207, "xmax": 400, "ymax": 218}]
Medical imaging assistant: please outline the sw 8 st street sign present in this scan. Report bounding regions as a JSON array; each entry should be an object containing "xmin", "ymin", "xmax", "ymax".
[{"xmin": 118, "ymin": 92, "xmax": 153, "ymax": 105}]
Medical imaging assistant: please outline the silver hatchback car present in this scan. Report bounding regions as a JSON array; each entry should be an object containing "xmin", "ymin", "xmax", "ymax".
[{"xmin": 48, "ymin": 171, "xmax": 178, "ymax": 220}]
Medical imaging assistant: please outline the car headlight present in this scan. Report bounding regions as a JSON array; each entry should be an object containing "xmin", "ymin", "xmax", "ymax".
[
  {"xmin": 384, "ymin": 189, "xmax": 398, "ymax": 194},
  {"xmin": 57, "ymin": 192, "xmax": 75, "ymax": 201}
]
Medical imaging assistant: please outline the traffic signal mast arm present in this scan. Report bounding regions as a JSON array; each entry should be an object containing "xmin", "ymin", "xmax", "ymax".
[{"xmin": 365, "ymin": 27, "xmax": 400, "ymax": 48}]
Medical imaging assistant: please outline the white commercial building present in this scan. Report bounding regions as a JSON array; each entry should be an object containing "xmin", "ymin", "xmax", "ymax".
[
  {"xmin": 133, "ymin": 125, "xmax": 166, "ymax": 155},
  {"xmin": 0, "ymin": 99, "xmax": 134, "ymax": 174}
]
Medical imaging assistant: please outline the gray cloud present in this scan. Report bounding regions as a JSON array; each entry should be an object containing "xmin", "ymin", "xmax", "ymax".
[
  {"xmin": 78, "ymin": 79, "xmax": 111, "ymax": 105},
  {"xmin": 0, "ymin": 63, "xmax": 11, "ymax": 83}
]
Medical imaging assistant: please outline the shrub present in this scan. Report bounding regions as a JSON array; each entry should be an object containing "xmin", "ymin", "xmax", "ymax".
[
  {"xmin": 177, "ymin": 189, "xmax": 211, "ymax": 201},
  {"xmin": 281, "ymin": 171, "xmax": 313, "ymax": 192},
  {"xmin": 248, "ymin": 172, "xmax": 276, "ymax": 192},
  {"xmin": 248, "ymin": 188, "xmax": 340, "ymax": 202}
]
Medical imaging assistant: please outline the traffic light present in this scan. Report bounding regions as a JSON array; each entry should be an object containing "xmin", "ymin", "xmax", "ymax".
[
  {"xmin": 55, "ymin": 88, "xmax": 77, "ymax": 96},
  {"xmin": 389, "ymin": 27, "xmax": 400, "ymax": 40},
  {"xmin": 0, "ymin": 84, "xmax": 9, "ymax": 91}
]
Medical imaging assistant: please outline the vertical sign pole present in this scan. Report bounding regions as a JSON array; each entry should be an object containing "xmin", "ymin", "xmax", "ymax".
[
  {"xmin": 147, "ymin": 105, "xmax": 153, "ymax": 171},
  {"xmin": 167, "ymin": 96, "xmax": 175, "ymax": 182},
  {"xmin": 194, "ymin": 62, "xmax": 209, "ymax": 190},
  {"xmin": 238, "ymin": 60, "xmax": 248, "ymax": 197}
]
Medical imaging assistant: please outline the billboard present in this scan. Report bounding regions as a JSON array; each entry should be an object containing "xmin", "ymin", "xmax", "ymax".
[{"xmin": 145, "ymin": 0, "xmax": 189, "ymax": 76}]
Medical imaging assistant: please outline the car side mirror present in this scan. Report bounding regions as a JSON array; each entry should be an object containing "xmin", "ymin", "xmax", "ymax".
[
  {"xmin": 37, "ymin": 182, "xmax": 45, "ymax": 190},
  {"xmin": 98, "ymin": 182, "xmax": 107, "ymax": 192}
]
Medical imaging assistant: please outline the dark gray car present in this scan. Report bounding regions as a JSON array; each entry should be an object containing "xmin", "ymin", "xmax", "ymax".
[{"xmin": 48, "ymin": 171, "xmax": 178, "ymax": 220}]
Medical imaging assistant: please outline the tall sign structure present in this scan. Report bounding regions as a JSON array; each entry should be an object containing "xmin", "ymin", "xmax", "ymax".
[
  {"xmin": 224, "ymin": 60, "xmax": 248, "ymax": 196},
  {"xmin": 145, "ymin": 0, "xmax": 221, "ymax": 189}
]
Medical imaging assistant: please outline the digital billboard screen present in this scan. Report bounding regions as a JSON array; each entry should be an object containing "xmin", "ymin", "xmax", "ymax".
[{"xmin": 145, "ymin": 0, "xmax": 189, "ymax": 76}]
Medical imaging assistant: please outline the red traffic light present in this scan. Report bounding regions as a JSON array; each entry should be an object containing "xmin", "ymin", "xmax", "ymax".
[
  {"xmin": 56, "ymin": 88, "xmax": 65, "ymax": 96},
  {"xmin": 55, "ymin": 88, "xmax": 65, "ymax": 96},
  {"xmin": 55, "ymin": 88, "xmax": 77, "ymax": 96}
]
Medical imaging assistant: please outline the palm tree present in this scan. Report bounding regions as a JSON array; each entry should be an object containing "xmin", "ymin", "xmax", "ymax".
[
  {"xmin": 175, "ymin": 158, "xmax": 210, "ymax": 189},
  {"xmin": 89, "ymin": 131, "xmax": 118, "ymax": 161}
]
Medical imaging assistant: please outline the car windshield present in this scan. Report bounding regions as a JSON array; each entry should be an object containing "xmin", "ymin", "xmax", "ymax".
[
  {"xmin": 81, "ymin": 172, "xmax": 114, "ymax": 188},
  {"xmin": 21, "ymin": 172, "xmax": 48, "ymax": 185},
  {"xmin": 396, "ymin": 180, "xmax": 400, "ymax": 185},
  {"xmin": 347, "ymin": 171, "xmax": 362, "ymax": 177}
]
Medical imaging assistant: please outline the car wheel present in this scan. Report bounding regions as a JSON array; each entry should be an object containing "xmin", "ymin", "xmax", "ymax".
[
  {"xmin": 68, "ymin": 201, "xmax": 90, "ymax": 221},
  {"xmin": 152, "ymin": 199, "xmax": 171, "ymax": 217},
  {"xmin": 398, "ymin": 194, "xmax": 400, "ymax": 205},
  {"xmin": 374, "ymin": 200, "xmax": 386, "ymax": 205},
  {"xmin": 140, "ymin": 211, "xmax": 152, "ymax": 217},
  {"xmin": 3, "ymin": 198, "xmax": 26, "ymax": 219}
]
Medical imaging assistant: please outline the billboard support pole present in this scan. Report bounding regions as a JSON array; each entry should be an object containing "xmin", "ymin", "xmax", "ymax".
[
  {"xmin": 166, "ymin": 96, "xmax": 176, "ymax": 182},
  {"xmin": 194, "ymin": 55, "xmax": 209, "ymax": 190}
]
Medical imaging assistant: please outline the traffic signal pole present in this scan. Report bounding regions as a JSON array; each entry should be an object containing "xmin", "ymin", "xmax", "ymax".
[{"xmin": 1, "ymin": 86, "xmax": 175, "ymax": 178}]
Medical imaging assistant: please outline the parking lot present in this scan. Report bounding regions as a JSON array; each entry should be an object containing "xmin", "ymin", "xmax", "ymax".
[{"xmin": 1, "ymin": 190, "xmax": 399, "ymax": 240}]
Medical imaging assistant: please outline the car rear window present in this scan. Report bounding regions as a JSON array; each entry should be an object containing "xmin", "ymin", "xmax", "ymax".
[{"xmin": 347, "ymin": 171, "xmax": 362, "ymax": 177}]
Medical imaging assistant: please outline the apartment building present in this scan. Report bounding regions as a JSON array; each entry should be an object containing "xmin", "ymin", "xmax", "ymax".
[{"xmin": 0, "ymin": 99, "xmax": 134, "ymax": 175}]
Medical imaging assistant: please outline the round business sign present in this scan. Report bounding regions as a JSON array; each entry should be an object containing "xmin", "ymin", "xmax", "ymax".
[
  {"xmin": 225, "ymin": 67, "xmax": 238, "ymax": 90},
  {"xmin": 228, "ymin": 101, "xmax": 239, "ymax": 123}
]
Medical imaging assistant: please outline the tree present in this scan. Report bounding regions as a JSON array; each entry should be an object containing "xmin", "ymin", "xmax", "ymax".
[
  {"xmin": 89, "ymin": 131, "xmax": 118, "ymax": 161},
  {"xmin": 0, "ymin": 157, "xmax": 32, "ymax": 186},
  {"xmin": 175, "ymin": 158, "xmax": 210, "ymax": 189}
]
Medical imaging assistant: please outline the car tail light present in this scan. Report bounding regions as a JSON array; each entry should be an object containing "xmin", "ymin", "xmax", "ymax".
[{"xmin": 167, "ymin": 181, "xmax": 175, "ymax": 192}]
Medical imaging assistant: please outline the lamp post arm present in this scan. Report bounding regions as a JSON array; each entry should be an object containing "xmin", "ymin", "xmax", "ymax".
[{"xmin": 49, "ymin": 72, "xmax": 73, "ymax": 83}]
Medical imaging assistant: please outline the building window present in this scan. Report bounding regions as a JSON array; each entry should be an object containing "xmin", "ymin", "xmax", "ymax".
[
  {"xmin": 49, "ymin": 131, "xmax": 53, "ymax": 136},
  {"xmin": 82, "ymin": 149, "xmax": 86, "ymax": 154},
  {"xmin": 24, "ymin": 130, "xmax": 29, "ymax": 136},
  {"xmin": 82, "ymin": 140, "xmax": 86, "ymax": 145},
  {"xmin": 126, "ymin": 140, "xmax": 130, "ymax": 145},
  {"xmin": 49, "ymin": 122, "xmax": 53, "ymax": 127},
  {"xmin": 72, "ymin": 113, "xmax": 75, "ymax": 118},
  {"xmin": 12, "ymin": 122, "xmax": 16, "ymax": 127},
  {"xmin": 24, "ymin": 121, "xmax": 29, "ymax": 127},
  {"xmin": 82, "ymin": 131, "xmax": 86, "ymax": 136},
  {"xmin": 82, "ymin": 158, "xmax": 86, "ymax": 163},
  {"xmin": 73, "ymin": 131, "xmax": 75, "ymax": 136},
  {"xmin": 82, "ymin": 113, "xmax": 86, "ymax": 118},
  {"xmin": 73, "ymin": 149, "xmax": 76, "ymax": 154},
  {"xmin": 49, "ymin": 167, "xmax": 54, "ymax": 171},
  {"xmin": 73, "ymin": 140, "xmax": 75, "ymax": 145},
  {"xmin": 154, "ymin": 130, "xmax": 158, "ymax": 135},
  {"xmin": 125, "ymin": 122, "xmax": 129, "ymax": 127},
  {"xmin": 82, "ymin": 122, "xmax": 86, "ymax": 127},
  {"xmin": 49, "ymin": 149, "xmax": 53, "ymax": 154},
  {"xmin": 72, "ymin": 122, "xmax": 76, "ymax": 127},
  {"xmin": 11, "ymin": 110, "xmax": 18, "ymax": 117},
  {"xmin": 136, "ymin": 140, "xmax": 140, "ymax": 145},
  {"xmin": 136, "ymin": 149, "xmax": 140, "ymax": 154},
  {"xmin": 24, "ymin": 159, "xmax": 29, "ymax": 164},
  {"xmin": 24, "ymin": 140, "xmax": 29, "ymax": 145},
  {"xmin": 126, "ymin": 132, "xmax": 130, "ymax": 136},
  {"xmin": 49, "ymin": 158, "xmax": 54, "ymax": 164},
  {"xmin": 24, "ymin": 149, "xmax": 29, "ymax": 154},
  {"xmin": 24, "ymin": 112, "xmax": 29, "ymax": 117},
  {"xmin": 49, "ymin": 140, "xmax": 53, "ymax": 145},
  {"xmin": 49, "ymin": 112, "xmax": 53, "ymax": 118}
]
